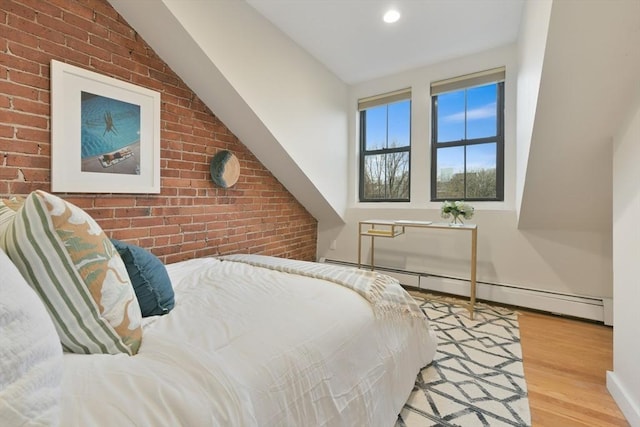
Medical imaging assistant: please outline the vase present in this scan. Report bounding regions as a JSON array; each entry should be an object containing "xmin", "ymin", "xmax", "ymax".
[{"xmin": 450, "ymin": 214, "xmax": 464, "ymax": 227}]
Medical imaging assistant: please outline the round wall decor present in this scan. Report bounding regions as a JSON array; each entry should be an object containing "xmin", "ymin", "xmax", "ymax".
[{"xmin": 209, "ymin": 150, "xmax": 240, "ymax": 188}]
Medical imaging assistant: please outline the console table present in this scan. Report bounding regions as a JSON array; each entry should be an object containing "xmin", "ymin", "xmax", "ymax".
[{"xmin": 357, "ymin": 219, "xmax": 478, "ymax": 319}]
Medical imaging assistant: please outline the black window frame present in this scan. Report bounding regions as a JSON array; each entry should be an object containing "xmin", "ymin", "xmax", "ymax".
[
  {"xmin": 430, "ymin": 80, "xmax": 505, "ymax": 202},
  {"xmin": 358, "ymin": 94, "xmax": 411, "ymax": 203}
]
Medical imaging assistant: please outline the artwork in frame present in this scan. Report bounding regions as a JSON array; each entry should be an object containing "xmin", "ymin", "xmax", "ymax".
[{"xmin": 50, "ymin": 59, "xmax": 161, "ymax": 194}]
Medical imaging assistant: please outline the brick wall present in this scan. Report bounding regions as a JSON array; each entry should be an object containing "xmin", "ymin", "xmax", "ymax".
[{"xmin": 0, "ymin": 0, "xmax": 318, "ymax": 263}]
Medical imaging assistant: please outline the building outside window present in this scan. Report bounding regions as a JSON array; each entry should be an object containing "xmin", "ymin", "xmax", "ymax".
[
  {"xmin": 431, "ymin": 67, "xmax": 505, "ymax": 201},
  {"xmin": 358, "ymin": 88, "xmax": 411, "ymax": 202}
]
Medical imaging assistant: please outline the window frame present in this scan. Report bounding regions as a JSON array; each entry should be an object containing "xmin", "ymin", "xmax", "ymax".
[
  {"xmin": 430, "ymin": 79, "xmax": 505, "ymax": 202},
  {"xmin": 358, "ymin": 91, "xmax": 412, "ymax": 203}
]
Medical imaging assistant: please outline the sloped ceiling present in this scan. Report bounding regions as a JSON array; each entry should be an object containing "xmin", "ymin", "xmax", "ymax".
[
  {"xmin": 518, "ymin": 0, "xmax": 640, "ymax": 231},
  {"xmin": 108, "ymin": 0, "xmax": 640, "ymax": 234},
  {"xmin": 107, "ymin": 0, "xmax": 526, "ymax": 229},
  {"xmin": 107, "ymin": 0, "xmax": 349, "ymax": 225}
]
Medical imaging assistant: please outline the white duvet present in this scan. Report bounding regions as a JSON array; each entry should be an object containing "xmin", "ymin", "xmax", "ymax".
[{"xmin": 60, "ymin": 257, "xmax": 437, "ymax": 427}]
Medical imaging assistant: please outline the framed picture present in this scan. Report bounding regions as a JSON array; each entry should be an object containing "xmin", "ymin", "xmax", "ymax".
[{"xmin": 50, "ymin": 59, "xmax": 161, "ymax": 194}]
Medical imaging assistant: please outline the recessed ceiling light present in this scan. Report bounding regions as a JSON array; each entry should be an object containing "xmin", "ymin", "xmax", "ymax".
[{"xmin": 383, "ymin": 9, "xmax": 400, "ymax": 24}]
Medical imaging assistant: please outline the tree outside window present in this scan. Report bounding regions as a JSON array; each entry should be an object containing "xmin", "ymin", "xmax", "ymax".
[{"xmin": 359, "ymin": 90, "xmax": 411, "ymax": 202}]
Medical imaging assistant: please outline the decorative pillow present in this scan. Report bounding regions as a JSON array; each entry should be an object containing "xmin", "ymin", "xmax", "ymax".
[
  {"xmin": 2, "ymin": 195, "xmax": 25, "ymax": 210},
  {"xmin": 0, "ymin": 247, "xmax": 63, "ymax": 426},
  {"xmin": 0, "ymin": 197, "xmax": 24, "ymax": 243},
  {"xmin": 2, "ymin": 190, "xmax": 142, "ymax": 355},
  {"xmin": 110, "ymin": 239, "xmax": 175, "ymax": 317},
  {"xmin": 0, "ymin": 201, "xmax": 15, "ymax": 240}
]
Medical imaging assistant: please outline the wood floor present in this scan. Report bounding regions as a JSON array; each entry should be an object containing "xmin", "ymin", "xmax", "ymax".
[{"xmin": 518, "ymin": 309, "xmax": 629, "ymax": 427}]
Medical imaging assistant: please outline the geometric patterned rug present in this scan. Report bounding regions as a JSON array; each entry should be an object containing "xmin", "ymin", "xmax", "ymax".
[{"xmin": 397, "ymin": 296, "xmax": 531, "ymax": 427}]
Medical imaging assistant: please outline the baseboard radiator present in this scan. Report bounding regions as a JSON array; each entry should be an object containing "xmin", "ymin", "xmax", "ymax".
[{"xmin": 321, "ymin": 258, "xmax": 610, "ymax": 324}]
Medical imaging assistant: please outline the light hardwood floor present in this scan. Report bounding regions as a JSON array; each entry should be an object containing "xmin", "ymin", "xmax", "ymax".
[
  {"xmin": 407, "ymin": 289, "xmax": 628, "ymax": 425},
  {"xmin": 518, "ymin": 310, "xmax": 629, "ymax": 427}
]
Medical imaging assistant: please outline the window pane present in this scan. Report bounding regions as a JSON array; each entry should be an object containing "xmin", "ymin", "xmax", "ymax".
[
  {"xmin": 436, "ymin": 91, "xmax": 464, "ymax": 143},
  {"xmin": 387, "ymin": 100, "xmax": 410, "ymax": 148},
  {"xmin": 385, "ymin": 151, "xmax": 409, "ymax": 199},
  {"xmin": 364, "ymin": 106, "xmax": 387, "ymax": 150},
  {"xmin": 466, "ymin": 143, "xmax": 497, "ymax": 199},
  {"xmin": 436, "ymin": 146, "xmax": 464, "ymax": 199},
  {"xmin": 363, "ymin": 154, "xmax": 385, "ymax": 199},
  {"xmin": 363, "ymin": 152, "xmax": 409, "ymax": 200},
  {"xmin": 467, "ymin": 84, "xmax": 497, "ymax": 139}
]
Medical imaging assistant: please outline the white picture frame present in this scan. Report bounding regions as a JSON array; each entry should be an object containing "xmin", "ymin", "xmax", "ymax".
[{"xmin": 50, "ymin": 59, "xmax": 161, "ymax": 194}]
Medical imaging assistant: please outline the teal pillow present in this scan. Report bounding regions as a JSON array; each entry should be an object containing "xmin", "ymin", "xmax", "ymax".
[{"xmin": 111, "ymin": 239, "xmax": 174, "ymax": 317}]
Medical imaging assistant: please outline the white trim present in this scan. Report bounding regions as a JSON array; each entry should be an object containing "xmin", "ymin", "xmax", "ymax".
[
  {"xmin": 418, "ymin": 275, "xmax": 604, "ymax": 322},
  {"xmin": 322, "ymin": 259, "xmax": 605, "ymax": 322},
  {"xmin": 607, "ymin": 371, "xmax": 640, "ymax": 427}
]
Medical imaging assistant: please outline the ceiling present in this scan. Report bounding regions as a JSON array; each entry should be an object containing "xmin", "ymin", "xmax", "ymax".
[
  {"xmin": 109, "ymin": 0, "xmax": 640, "ymax": 233},
  {"xmin": 245, "ymin": 0, "xmax": 526, "ymax": 84}
]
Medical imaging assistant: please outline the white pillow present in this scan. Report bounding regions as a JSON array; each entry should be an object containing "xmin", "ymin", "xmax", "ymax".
[{"xmin": 0, "ymin": 248, "xmax": 63, "ymax": 426}]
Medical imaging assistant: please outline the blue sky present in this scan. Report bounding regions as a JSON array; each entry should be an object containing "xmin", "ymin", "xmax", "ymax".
[
  {"xmin": 365, "ymin": 100, "xmax": 410, "ymax": 150},
  {"xmin": 437, "ymin": 84, "xmax": 497, "ymax": 174}
]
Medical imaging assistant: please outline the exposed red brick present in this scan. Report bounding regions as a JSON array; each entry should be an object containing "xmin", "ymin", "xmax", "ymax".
[
  {"xmin": 65, "ymin": 37, "xmax": 111, "ymax": 63},
  {"xmin": 6, "ymin": 153, "xmax": 48, "ymax": 168},
  {"xmin": 0, "ymin": 54, "xmax": 40, "ymax": 78},
  {"xmin": 0, "ymin": 0, "xmax": 317, "ymax": 263},
  {"xmin": 3, "ymin": 0, "xmax": 37, "ymax": 21},
  {"xmin": 36, "ymin": 12, "xmax": 87, "ymax": 42},
  {"xmin": 19, "ymin": 168, "xmax": 49, "ymax": 182}
]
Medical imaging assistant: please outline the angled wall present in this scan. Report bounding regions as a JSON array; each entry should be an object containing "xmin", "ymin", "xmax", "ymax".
[
  {"xmin": 108, "ymin": 0, "xmax": 349, "ymax": 226},
  {"xmin": 517, "ymin": 0, "xmax": 640, "ymax": 232},
  {"xmin": 515, "ymin": 0, "xmax": 552, "ymax": 221}
]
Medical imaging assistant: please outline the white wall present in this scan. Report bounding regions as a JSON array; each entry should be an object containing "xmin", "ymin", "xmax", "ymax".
[
  {"xmin": 515, "ymin": 0, "xmax": 552, "ymax": 220},
  {"xmin": 317, "ymin": 45, "xmax": 613, "ymax": 301},
  {"xmin": 162, "ymin": 0, "xmax": 349, "ymax": 221},
  {"xmin": 113, "ymin": 0, "xmax": 617, "ymax": 310},
  {"xmin": 609, "ymin": 99, "xmax": 640, "ymax": 426},
  {"xmin": 109, "ymin": 0, "xmax": 349, "ymax": 224},
  {"xmin": 517, "ymin": 0, "xmax": 639, "ymax": 232}
]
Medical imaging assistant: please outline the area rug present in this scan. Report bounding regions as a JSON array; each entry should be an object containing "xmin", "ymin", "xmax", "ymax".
[{"xmin": 397, "ymin": 296, "xmax": 531, "ymax": 427}]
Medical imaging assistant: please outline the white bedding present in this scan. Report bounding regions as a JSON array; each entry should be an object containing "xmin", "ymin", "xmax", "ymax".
[{"xmin": 60, "ymin": 257, "xmax": 437, "ymax": 426}]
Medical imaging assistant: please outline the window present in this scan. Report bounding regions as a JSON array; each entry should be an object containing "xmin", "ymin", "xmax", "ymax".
[
  {"xmin": 358, "ymin": 89, "xmax": 411, "ymax": 202},
  {"xmin": 431, "ymin": 68, "xmax": 505, "ymax": 201}
]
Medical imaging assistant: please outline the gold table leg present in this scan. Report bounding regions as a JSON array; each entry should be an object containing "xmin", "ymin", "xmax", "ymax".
[
  {"xmin": 357, "ymin": 223, "xmax": 362, "ymax": 269},
  {"xmin": 469, "ymin": 227, "xmax": 477, "ymax": 320}
]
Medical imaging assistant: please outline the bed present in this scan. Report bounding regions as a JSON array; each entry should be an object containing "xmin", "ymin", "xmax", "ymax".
[{"xmin": 0, "ymin": 191, "xmax": 437, "ymax": 427}]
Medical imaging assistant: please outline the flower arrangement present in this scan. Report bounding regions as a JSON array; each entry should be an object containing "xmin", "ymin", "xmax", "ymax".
[{"xmin": 441, "ymin": 200, "xmax": 474, "ymax": 225}]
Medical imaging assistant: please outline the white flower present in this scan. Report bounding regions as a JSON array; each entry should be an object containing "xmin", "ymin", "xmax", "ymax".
[{"xmin": 440, "ymin": 200, "xmax": 474, "ymax": 221}]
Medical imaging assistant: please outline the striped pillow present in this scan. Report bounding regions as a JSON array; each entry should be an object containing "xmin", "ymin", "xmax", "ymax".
[{"xmin": 2, "ymin": 190, "xmax": 142, "ymax": 355}]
